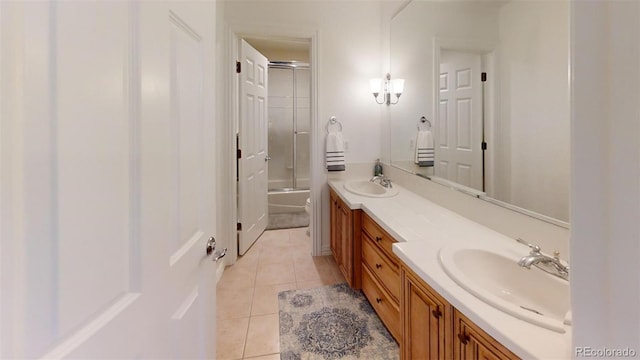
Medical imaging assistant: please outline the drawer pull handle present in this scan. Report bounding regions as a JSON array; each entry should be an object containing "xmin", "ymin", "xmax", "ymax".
[
  {"xmin": 432, "ymin": 309, "xmax": 442, "ymax": 318},
  {"xmin": 375, "ymin": 236, "xmax": 382, "ymax": 242},
  {"xmin": 376, "ymin": 298, "xmax": 382, "ymax": 304},
  {"xmin": 375, "ymin": 263, "xmax": 382, "ymax": 269},
  {"xmin": 457, "ymin": 333, "xmax": 470, "ymax": 345}
]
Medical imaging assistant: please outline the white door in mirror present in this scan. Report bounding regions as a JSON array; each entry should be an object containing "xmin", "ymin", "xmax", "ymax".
[{"xmin": 438, "ymin": 50, "xmax": 484, "ymax": 191}]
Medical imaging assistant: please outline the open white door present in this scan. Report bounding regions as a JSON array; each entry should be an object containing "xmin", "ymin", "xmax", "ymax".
[
  {"xmin": 0, "ymin": 1, "xmax": 218, "ymax": 358},
  {"xmin": 238, "ymin": 39, "xmax": 269, "ymax": 255},
  {"xmin": 142, "ymin": 2, "xmax": 220, "ymax": 358},
  {"xmin": 437, "ymin": 49, "xmax": 483, "ymax": 191}
]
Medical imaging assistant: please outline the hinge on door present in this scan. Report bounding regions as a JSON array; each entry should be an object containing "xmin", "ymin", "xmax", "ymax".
[
  {"xmin": 237, "ymin": 222, "xmax": 242, "ymax": 231},
  {"xmin": 236, "ymin": 61, "xmax": 241, "ymax": 73},
  {"xmin": 481, "ymin": 72, "xmax": 487, "ymax": 82},
  {"xmin": 481, "ymin": 141, "xmax": 487, "ymax": 150},
  {"xmin": 237, "ymin": 149, "xmax": 242, "ymax": 159}
]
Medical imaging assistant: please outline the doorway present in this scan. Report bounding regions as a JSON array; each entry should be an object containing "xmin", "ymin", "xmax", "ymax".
[{"xmin": 237, "ymin": 36, "xmax": 313, "ymax": 256}]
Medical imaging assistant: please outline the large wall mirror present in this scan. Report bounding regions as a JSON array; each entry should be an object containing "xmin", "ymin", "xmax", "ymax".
[{"xmin": 389, "ymin": 0, "xmax": 569, "ymax": 225}]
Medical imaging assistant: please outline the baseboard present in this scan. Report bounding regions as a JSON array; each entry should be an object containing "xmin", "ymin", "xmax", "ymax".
[{"xmin": 321, "ymin": 245, "xmax": 332, "ymax": 256}]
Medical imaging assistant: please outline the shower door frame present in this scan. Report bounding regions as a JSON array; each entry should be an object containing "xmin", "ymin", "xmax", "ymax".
[{"xmin": 268, "ymin": 62, "xmax": 311, "ymax": 192}]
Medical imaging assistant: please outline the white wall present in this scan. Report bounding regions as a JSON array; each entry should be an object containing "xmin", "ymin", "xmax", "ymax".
[
  {"xmin": 223, "ymin": 1, "xmax": 384, "ymax": 254},
  {"xmin": 496, "ymin": 1, "xmax": 570, "ymax": 223},
  {"xmin": 571, "ymin": 1, "xmax": 640, "ymax": 354}
]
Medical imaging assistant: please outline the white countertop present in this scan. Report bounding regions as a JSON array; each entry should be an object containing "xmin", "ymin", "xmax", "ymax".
[{"xmin": 328, "ymin": 178, "xmax": 572, "ymax": 360}]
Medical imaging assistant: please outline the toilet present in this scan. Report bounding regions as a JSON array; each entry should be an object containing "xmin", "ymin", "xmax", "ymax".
[{"xmin": 305, "ymin": 197, "xmax": 311, "ymax": 236}]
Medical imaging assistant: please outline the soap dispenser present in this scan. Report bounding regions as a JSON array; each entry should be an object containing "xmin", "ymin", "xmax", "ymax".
[{"xmin": 374, "ymin": 159, "xmax": 383, "ymax": 176}]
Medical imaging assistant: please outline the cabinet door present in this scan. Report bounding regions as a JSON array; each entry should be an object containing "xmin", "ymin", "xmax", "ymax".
[
  {"xmin": 329, "ymin": 191, "xmax": 340, "ymax": 263},
  {"xmin": 328, "ymin": 188, "xmax": 360, "ymax": 289},
  {"xmin": 454, "ymin": 310, "xmax": 520, "ymax": 360},
  {"xmin": 403, "ymin": 270, "xmax": 450, "ymax": 360},
  {"xmin": 338, "ymin": 201, "xmax": 353, "ymax": 284}
]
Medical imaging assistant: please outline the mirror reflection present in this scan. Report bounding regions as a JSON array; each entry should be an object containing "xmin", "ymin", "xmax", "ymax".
[{"xmin": 389, "ymin": 0, "xmax": 569, "ymax": 224}]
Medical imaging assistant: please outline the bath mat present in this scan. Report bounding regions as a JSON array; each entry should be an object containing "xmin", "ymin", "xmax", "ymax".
[
  {"xmin": 278, "ymin": 283, "xmax": 399, "ymax": 360},
  {"xmin": 267, "ymin": 212, "xmax": 309, "ymax": 230}
]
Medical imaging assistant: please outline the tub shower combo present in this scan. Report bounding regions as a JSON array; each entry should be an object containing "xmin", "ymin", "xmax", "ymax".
[{"xmin": 267, "ymin": 62, "xmax": 311, "ymax": 230}]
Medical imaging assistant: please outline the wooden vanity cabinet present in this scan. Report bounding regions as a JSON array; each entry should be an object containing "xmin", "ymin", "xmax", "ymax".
[
  {"xmin": 329, "ymin": 188, "xmax": 361, "ymax": 288},
  {"xmin": 328, "ymin": 189, "xmax": 522, "ymax": 359},
  {"xmin": 453, "ymin": 310, "xmax": 519, "ymax": 360},
  {"xmin": 402, "ymin": 267, "xmax": 452, "ymax": 360}
]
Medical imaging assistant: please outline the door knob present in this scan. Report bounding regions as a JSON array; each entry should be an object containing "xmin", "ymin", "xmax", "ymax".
[
  {"xmin": 206, "ymin": 237, "xmax": 216, "ymax": 256},
  {"xmin": 206, "ymin": 236, "xmax": 226, "ymax": 262},
  {"xmin": 214, "ymin": 248, "xmax": 227, "ymax": 262}
]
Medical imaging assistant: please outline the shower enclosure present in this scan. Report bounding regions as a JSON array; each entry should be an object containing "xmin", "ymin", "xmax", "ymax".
[{"xmin": 267, "ymin": 61, "xmax": 311, "ymax": 229}]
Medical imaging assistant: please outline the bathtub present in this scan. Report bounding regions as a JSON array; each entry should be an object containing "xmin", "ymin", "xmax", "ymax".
[
  {"xmin": 268, "ymin": 189, "xmax": 310, "ymax": 214},
  {"xmin": 267, "ymin": 189, "xmax": 310, "ymax": 230}
]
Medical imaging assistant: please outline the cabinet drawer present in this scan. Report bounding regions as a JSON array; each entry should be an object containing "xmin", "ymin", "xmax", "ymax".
[
  {"xmin": 362, "ymin": 234, "xmax": 400, "ymax": 302},
  {"xmin": 362, "ymin": 265, "xmax": 400, "ymax": 342},
  {"xmin": 362, "ymin": 213, "xmax": 397, "ymax": 258}
]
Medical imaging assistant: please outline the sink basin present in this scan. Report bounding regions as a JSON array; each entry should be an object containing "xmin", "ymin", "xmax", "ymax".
[
  {"xmin": 439, "ymin": 245, "xmax": 570, "ymax": 333},
  {"xmin": 343, "ymin": 180, "xmax": 399, "ymax": 198}
]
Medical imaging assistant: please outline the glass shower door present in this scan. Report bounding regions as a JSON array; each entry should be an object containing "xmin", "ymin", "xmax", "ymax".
[
  {"xmin": 268, "ymin": 67, "xmax": 294, "ymax": 191},
  {"xmin": 267, "ymin": 63, "xmax": 311, "ymax": 191},
  {"xmin": 294, "ymin": 67, "xmax": 310, "ymax": 189}
]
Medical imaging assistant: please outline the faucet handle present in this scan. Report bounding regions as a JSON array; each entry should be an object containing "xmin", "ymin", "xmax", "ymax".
[{"xmin": 515, "ymin": 238, "xmax": 541, "ymax": 253}]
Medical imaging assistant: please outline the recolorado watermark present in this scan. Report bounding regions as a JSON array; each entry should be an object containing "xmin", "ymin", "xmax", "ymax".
[{"xmin": 576, "ymin": 346, "xmax": 637, "ymax": 358}]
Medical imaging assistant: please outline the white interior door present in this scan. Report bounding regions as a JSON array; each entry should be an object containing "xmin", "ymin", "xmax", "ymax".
[
  {"xmin": 238, "ymin": 39, "xmax": 269, "ymax": 255},
  {"xmin": 437, "ymin": 49, "xmax": 483, "ymax": 191},
  {"xmin": 143, "ymin": 3, "xmax": 219, "ymax": 358},
  {"xmin": 0, "ymin": 2, "xmax": 218, "ymax": 358}
]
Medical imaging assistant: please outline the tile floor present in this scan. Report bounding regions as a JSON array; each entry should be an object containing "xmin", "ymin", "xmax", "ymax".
[{"xmin": 216, "ymin": 227, "xmax": 346, "ymax": 360}]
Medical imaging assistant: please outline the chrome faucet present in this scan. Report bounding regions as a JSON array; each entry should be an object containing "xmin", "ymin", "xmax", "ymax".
[
  {"xmin": 516, "ymin": 238, "xmax": 569, "ymax": 281},
  {"xmin": 370, "ymin": 174, "xmax": 392, "ymax": 188}
]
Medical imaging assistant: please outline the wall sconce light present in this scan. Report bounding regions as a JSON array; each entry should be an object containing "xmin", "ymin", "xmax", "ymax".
[{"xmin": 370, "ymin": 73, "xmax": 404, "ymax": 105}]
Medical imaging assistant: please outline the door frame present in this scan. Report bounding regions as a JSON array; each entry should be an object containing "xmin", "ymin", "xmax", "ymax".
[
  {"xmin": 223, "ymin": 22, "xmax": 320, "ymax": 265},
  {"xmin": 432, "ymin": 37, "xmax": 497, "ymax": 197}
]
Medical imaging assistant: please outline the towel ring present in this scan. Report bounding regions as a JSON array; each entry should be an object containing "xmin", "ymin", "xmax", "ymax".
[
  {"xmin": 327, "ymin": 116, "xmax": 343, "ymax": 133},
  {"xmin": 418, "ymin": 116, "xmax": 432, "ymax": 130}
]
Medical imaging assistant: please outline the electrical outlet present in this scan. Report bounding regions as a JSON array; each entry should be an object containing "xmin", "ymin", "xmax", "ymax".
[{"xmin": 409, "ymin": 139, "xmax": 414, "ymax": 150}]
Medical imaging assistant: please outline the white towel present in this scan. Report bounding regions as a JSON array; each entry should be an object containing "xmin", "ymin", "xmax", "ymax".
[
  {"xmin": 326, "ymin": 131, "xmax": 345, "ymax": 171},
  {"xmin": 415, "ymin": 129, "xmax": 434, "ymax": 167}
]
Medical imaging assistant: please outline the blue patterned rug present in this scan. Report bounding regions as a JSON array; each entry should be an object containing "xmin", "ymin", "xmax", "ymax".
[{"xmin": 278, "ymin": 283, "xmax": 399, "ymax": 360}]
